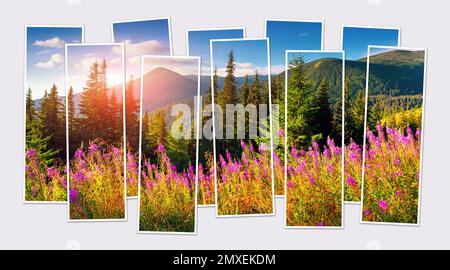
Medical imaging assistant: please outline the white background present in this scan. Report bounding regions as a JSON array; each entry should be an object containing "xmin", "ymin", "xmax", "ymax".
[{"xmin": 1, "ymin": 0, "xmax": 449, "ymax": 249}]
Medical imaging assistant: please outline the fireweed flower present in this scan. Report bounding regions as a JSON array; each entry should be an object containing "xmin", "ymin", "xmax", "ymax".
[
  {"xmin": 258, "ymin": 143, "xmax": 267, "ymax": 152},
  {"xmin": 156, "ymin": 144, "xmax": 165, "ymax": 153},
  {"xmin": 88, "ymin": 143, "xmax": 99, "ymax": 152},
  {"xmin": 363, "ymin": 209, "xmax": 371, "ymax": 217},
  {"xmin": 395, "ymin": 170, "xmax": 403, "ymax": 177},
  {"xmin": 393, "ymin": 158, "xmax": 401, "ymax": 166},
  {"xmin": 243, "ymin": 170, "xmax": 250, "ymax": 181},
  {"xmin": 347, "ymin": 176, "xmax": 357, "ymax": 187},
  {"xmin": 240, "ymin": 140, "xmax": 246, "ymax": 149},
  {"xmin": 349, "ymin": 151, "xmax": 357, "ymax": 161},
  {"xmin": 308, "ymin": 176, "xmax": 315, "ymax": 185},
  {"xmin": 69, "ymin": 188, "xmax": 79, "ymax": 202},
  {"xmin": 287, "ymin": 180, "xmax": 294, "ymax": 189},
  {"xmin": 326, "ymin": 164, "xmax": 334, "ymax": 173},
  {"xmin": 74, "ymin": 148, "xmax": 84, "ymax": 159},
  {"xmin": 74, "ymin": 171, "xmax": 85, "ymax": 182},
  {"xmin": 278, "ymin": 128, "xmax": 284, "ymax": 137},
  {"xmin": 47, "ymin": 167, "xmax": 59, "ymax": 178},
  {"xmin": 378, "ymin": 200, "xmax": 388, "ymax": 213},
  {"xmin": 26, "ymin": 149, "xmax": 37, "ymax": 159},
  {"xmin": 312, "ymin": 141, "xmax": 320, "ymax": 152},
  {"xmin": 219, "ymin": 155, "xmax": 227, "ymax": 168},
  {"xmin": 31, "ymin": 186, "xmax": 38, "ymax": 197},
  {"xmin": 226, "ymin": 151, "xmax": 232, "ymax": 162},
  {"xmin": 291, "ymin": 147, "xmax": 299, "ymax": 158},
  {"xmin": 112, "ymin": 147, "xmax": 121, "ymax": 155},
  {"xmin": 323, "ymin": 148, "xmax": 331, "ymax": 158}
]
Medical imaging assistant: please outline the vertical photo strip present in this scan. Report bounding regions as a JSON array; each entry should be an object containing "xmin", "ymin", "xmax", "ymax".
[
  {"xmin": 186, "ymin": 27, "xmax": 245, "ymax": 207},
  {"xmin": 65, "ymin": 43, "xmax": 126, "ymax": 221},
  {"xmin": 24, "ymin": 25, "xmax": 84, "ymax": 203},
  {"xmin": 341, "ymin": 25, "xmax": 400, "ymax": 202},
  {"xmin": 285, "ymin": 50, "xmax": 344, "ymax": 228},
  {"xmin": 265, "ymin": 19, "xmax": 324, "ymax": 197},
  {"xmin": 361, "ymin": 46, "xmax": 427, "ymax": 225},
  {"xmin": 138, "ymin": 56, "xmax": 200, "ymax": 234},
  {"xmin": 112, "ymin": 18, "xmax": 172, "ymax": 198},
  {"xmin": 210, "ymin": 38, "xmax": 275, "ymax": 217}
]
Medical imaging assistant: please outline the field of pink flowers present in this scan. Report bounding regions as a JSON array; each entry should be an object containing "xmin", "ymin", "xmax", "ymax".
[
  {"xmin": 197, "ymin": 161, "xmax": 215, "ymax": 206},
  {"xmin": 25, "ymin": 149, "xmax": 67, "ymax": 201},
  {"xmin": 344, "ymin": 141, "xmax": 363, "ymax": 202},
  {"xmin": 362, "ymin": 124, "xmax": 421, "ymax": 224},
  {"xmin": 286, "ymin": 137, "xmax": 342, "ymax": 227},
  {"xmin": 139, "ymin": 144, "xmax": 195, "ymax": 232},
  {"xmin": 69, "ymin": 141, "xmax": 125, "ymax": 220},
  {"xmin": 216, "ymin": 141, "xmax": 273, "ymax": 216}
]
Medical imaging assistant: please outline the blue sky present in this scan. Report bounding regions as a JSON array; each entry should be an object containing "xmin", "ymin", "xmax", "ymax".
[
  {"xmin": 211, "ymin": 39, "xmax": 269, "ymax": 77},
  {"xmin": 66, "ymin": 45, "xmax": 124, "ymax": 95},
  {"xmin": 26, "ymin": 26, "xmax": 82, "ymax": 99},
  {"xmin": 266, "ymin": 20, "xmax": 322, "ymax": 74},
  {"xmin": 112, "ymin": 19, "xmax": 171, "ymax": 79},
  {"xmin": 188, "ymin": 29, "xmax": 244, "ymax": 75},
  {"xmin": 288, "ymin": 51, "xmax": 343, "ymax": 65},
  {"xmin": 342, "ymin": 27, "xmax": 399, "ymax": 60}
]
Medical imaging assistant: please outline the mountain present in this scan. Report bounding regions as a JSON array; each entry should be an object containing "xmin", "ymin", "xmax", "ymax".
[
  {"xmin": 274, "ymin": 49, "xmax": 425, "ymax": 103},
  {"xmin": 362, "ymin": 49, "xmax": 425, "ymax": 67},
  {"xmin": 139, "ymin": 67, "xmax": 198, "ymax": 113}
]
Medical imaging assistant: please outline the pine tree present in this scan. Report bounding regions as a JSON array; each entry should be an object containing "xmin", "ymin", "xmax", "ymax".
[
  {"xmin": 79, "ymin": 61, "xmax": 101, "ymax": 139},
  {"xmin": 286, "ymin": 55, "xmax": 315, "ymax": 147},
  {"xmin": 352, "ymin": 89, "xmax": 366, "ymax": 145},
  {"xmin": 313, "ymin": 80, "xmax": 333, "ymax": 144},
  {"xmin": 99, "ymin": 59, "xmax": 110, "ymax": 136},
  {"xmin": 108, "ymin": 89, "xmax": 121, "ymax": 142},
  {"xmin": 145, "ymin": 109, "xmax": 167, "ymax": 159},
  {"xmin": 26, "ymin": 88, "xmax": 35, "ymax": 123},
  {"xmin": 218, "ymin": 50, "xmax": 238, "ymax": 108},
  {"xmin": 39, "ymin": 84, "xmax": 62, "ymax": 158},
  {"xmin": 247, "ymin": 71, "xmax": 260, "ymax": 106},
  {"xmin": 239, "ymin": 75, "xmax": 250, "ymax": 105},
  {"xmin": 67, "ymin": 86, "xmax": 75, "ymax": 133},
  {"xmin": 141, "ymin": 112, "xmax": 150, "ymax": 154},
  {"xmin": 343, "ymin": 77, "xmax": 356, "ymax": 144},
  {"xmin": 125, "ymin": 76, "xmax": 139, "ymax": 150}
]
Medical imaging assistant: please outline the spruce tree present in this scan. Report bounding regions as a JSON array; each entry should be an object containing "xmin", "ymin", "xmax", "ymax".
[
  {"xmin": 239, "ymin": 75, "xmax": 250, "ymax": 105},
  {"xmin": 26, "ymin": 87, "xmax": 35, "ymax": 123},
  {"xmin": 286, "ymin": 55, "xmax": 315, "ymax": 147},
  {"xmin": 343, "ymin": 77, "xmax": 356, "ymax": 144},
  {"xmin": 125, "ymin": 76, "xmax": 139, "ymax": 150},
  {"xmin": 67, "ymin": 86, "xmax": 75, "ymax": 133},
  {"xmin": 352, "ymin": 89, "xmax": 366, "ymax": 145},
  {"xmin": 314, "ymin": 80, "xmax": 333, "ymax": 144},
  {"xmin": 79, "ymin": 61, "xmax": 100, "ymax": 139},
  {"xmin": 247, "ymin": 71, "xmax": 260, "ymax": 106},
  {"xmin": 218, "ymin": 50, "xmax": 238, "ymax": 108}
]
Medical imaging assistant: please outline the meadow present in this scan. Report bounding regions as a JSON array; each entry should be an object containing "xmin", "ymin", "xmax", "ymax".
[
  {"xmin": 362, "ymin": 124, "xmax": 421, "ymax": 224},
  {"xmin": 216, "ymin": 140, "xmax": 273, "ymax": 216},
  {"xmin": 286, "ymin": 135, "xmax": 342, "ymax": 227},
  {"xmin": 69, "ymin": 141, "xmax": 125, "ymax": 220},
  {"xmin": 139, "ymin": 144, "xmax": 196, "ymax": 232},
  {"xmin": 25, "ymin": 149, "xmax": 67, "ymax": 201}
]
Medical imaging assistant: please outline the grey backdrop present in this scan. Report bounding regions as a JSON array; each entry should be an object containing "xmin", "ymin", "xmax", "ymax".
[{"xmin": 1, "ymin": 0, "xmax": 448, "ymax": 249}]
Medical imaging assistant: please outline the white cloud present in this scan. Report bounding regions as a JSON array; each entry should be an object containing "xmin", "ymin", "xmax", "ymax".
[
  {"xmin": 33, "ymin": 37, "xmax": 65, "ymax": 48},
  {"xmin": 114, "ymin": 40, "xmax": 168, "ymax": 58},
  {"xmin": 216, "ymin": 62, "xmax": 269, "ymax": 77},
  {"xmin": 35, "ymin": 53, "xmax": 64, "ymax": 69},
  {"xmin": 270, "ymin": 65, "xmax": 285, "ymax": 75}
]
